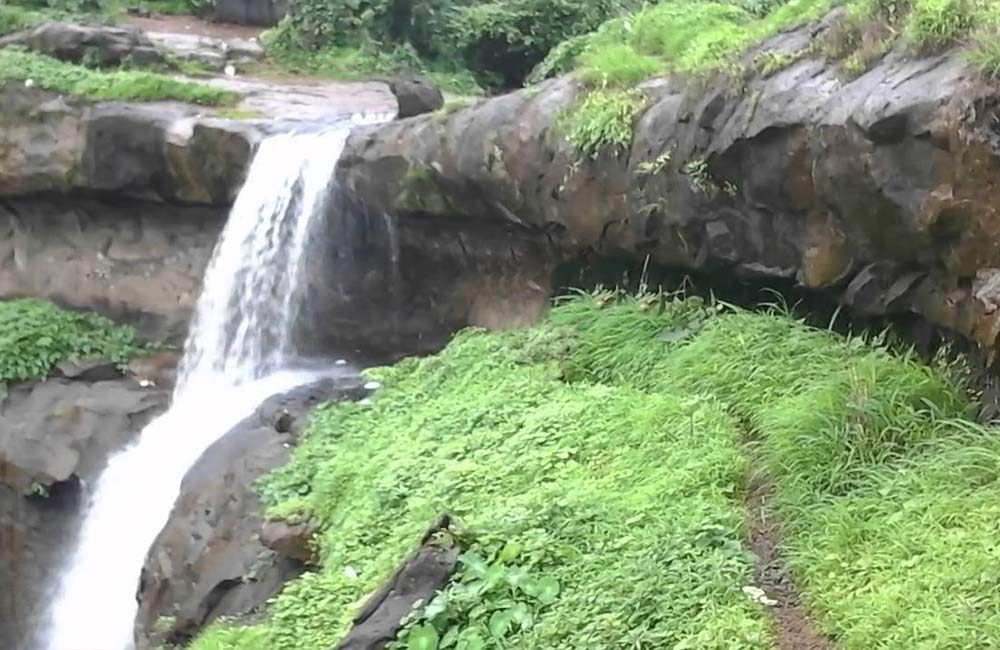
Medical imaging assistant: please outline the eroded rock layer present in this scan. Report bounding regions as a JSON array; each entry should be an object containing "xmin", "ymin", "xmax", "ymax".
[{"xmin": 335, "ymin": 25, "xmax": 1000, "ymax": 361}]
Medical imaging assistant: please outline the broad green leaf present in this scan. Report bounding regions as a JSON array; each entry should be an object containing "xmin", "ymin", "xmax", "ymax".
[{"xmin": 407, "ymin": 625, "xmax": 440, "ymax": 650}]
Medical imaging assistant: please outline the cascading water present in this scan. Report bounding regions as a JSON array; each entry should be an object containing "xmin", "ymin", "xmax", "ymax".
[{"xmin": 43, "ymin": 115, "xmax": 387, "ymax": 650}]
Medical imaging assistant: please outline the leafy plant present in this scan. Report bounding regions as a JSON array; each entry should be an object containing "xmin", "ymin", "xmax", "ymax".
[
  {"xmin": 388, "ymin": 543, "xmax": 561, "ymax": 650},
  {"xmin": 559, "ymin": 88, "xmax": 647, "ymax": 159},
  {"xmin": 0, "ymin": 299, "xmax": 143, "ymax": 383}
]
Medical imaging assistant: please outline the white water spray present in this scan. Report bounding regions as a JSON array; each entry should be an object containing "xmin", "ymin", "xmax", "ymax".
[{"xmin": 44, "ymin": 116, "xmax": 387, "ymax": 650}]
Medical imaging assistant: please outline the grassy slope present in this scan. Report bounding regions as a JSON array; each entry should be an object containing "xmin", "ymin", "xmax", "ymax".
[
  {"xmin": 194, "ymin": 295, "xmax": 1000, "ymax": 649},
  {"xmin": 0, "ymin": 298, "xmax": 142, "ymax": 384},
  {"xmin": 0, "ymin": 48, "xmax": 238, "ymax": 104}
]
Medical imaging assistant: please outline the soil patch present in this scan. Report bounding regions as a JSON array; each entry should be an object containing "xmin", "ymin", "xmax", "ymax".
[{"xmin": 745, "ymin": 474, "xmax": 835, "ymax": 650}]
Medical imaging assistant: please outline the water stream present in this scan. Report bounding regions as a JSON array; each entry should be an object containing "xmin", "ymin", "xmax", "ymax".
[{"xmin": 43, "ymin": 116, "xmax": 385, "ymax": 650}]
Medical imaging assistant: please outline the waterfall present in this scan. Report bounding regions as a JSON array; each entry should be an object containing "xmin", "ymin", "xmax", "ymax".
[{"xmin": 43, "ymin": 115, "xmax": 386, "ymax": 650}]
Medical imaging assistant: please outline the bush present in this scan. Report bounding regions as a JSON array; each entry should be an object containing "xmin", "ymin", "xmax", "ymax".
[
  {"xmin": 281, "ymin": 0, "xmax": 638, "ymax": 88},
  {"xmin": 0, "ymin": 299, "xmax": 142, "ymax": 383}
]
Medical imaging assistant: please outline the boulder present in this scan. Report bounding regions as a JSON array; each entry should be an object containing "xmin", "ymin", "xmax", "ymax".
[
  {"xmin": 0, "ymin": 22, "xmax": 164, "ymax": 67},
  {"xmin": 0, "ymin": 374, "xmax": 170, "ymax": 491},
  {"xmin": 389, "ymin": 77, "xmax": 444, "ymax": 119},
  {"xmin": 0, "ymin": 83, "xmax": 261, "ymax": 203},
  {"xmin": 134, "ymin": 375, "xmax": 370, "ymax": 649},
  {"xmin": 337, "ymin": 517, "xmax": 459, "ymax": 650},
  {"xmin": 335, "ymin": 19, "xmax": 1000, "ymax": 362}
]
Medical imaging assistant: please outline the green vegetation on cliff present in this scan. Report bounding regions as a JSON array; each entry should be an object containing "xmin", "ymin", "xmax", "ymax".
[
  {"xmin": 0, "ymin": 48, "xmax": 238, "ymax": 104},
  {"xmin": 0, "ymin": 299, "xmax": 142, "ymax": 384},
  {"xmin": 195, "ymin": 295, "xmax": 1000, "ymax": 649}
]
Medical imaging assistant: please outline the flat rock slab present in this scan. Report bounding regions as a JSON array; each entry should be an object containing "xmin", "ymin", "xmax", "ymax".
[
  {"xmin": 203, "ymin": 76, "xmax": 397, "ymax": 124},
  {"xmin": 145, "ymin": 31, "xmax": 265, "ymax": 70}
]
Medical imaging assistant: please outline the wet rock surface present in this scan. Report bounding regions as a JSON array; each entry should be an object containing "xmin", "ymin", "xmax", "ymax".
[
  {"xmin": 134, "ymin": 375, "xmax": 370, "ymax": 648},
  {"xmin": 389, "ymin": 77, "xmax": 444, "ymax": 119},
  {"xmin": 0, "ymin": 196, "xmax": 224, "ymax": 344},
  {"xmin": 0, "ymin": 21, "xmax": 164, "ymax": 67},
  {"xmin": 335, "ymin": 23, "xmax": 1000, "ymax": 362},
  {"xmin": 0, "ymin": 369, "xmax": 172, "ymax": 649}
]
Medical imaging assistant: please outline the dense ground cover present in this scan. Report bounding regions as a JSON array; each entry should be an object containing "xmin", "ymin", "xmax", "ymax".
[
  {"xmin": 191, "ymin": 294, "xmax": 1000, "ymax": 649},
  {"xmin": 0, "ymin": 298, "xmax": 142, "ymax": 385}
]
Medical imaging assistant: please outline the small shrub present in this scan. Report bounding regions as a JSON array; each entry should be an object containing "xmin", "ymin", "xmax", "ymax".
[
  {"xmin": 560, "ymin": 88, "xmax": 647, "ymax": 159},
  {"xmin": 0, "ymin": 299, "xmax": 142, "ymax": 383}
]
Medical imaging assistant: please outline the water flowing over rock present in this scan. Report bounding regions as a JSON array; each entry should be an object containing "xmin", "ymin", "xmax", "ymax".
[
  {"xmin": 44, "ymin": 122, "xmax": 384, "ymax": 650},
  {"xmin": 133, "ymin": 377, "xmax": 369, "ymax": 648},
  {"xmin": 0, "ymin": 370, "xmax": 171, "ymax": 649}
]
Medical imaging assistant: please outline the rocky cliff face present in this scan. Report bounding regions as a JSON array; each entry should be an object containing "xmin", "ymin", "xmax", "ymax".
[
  {"xmin": 336, "ymin": 22, "xmax": 1000, "ymax": 362},
  {"xmin": 0, "ymin": 364, "xmax": 172, "ymax": 648}
]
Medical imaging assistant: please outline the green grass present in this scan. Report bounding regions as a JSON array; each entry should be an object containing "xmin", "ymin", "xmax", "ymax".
[
  {"xmin": 0, "ymin": 298, "xmax": 142, "ymax": 384},
  {"xmin": 191, "ymin": 293, "xmax": 1000, "ymax": 649},
  {"xmin": 0, "ymin": 48, "xmax": 238, "ymax": 104},
  {"xmin": 0, "ymin": 4, "xmax": 47, "ymax": 36}
]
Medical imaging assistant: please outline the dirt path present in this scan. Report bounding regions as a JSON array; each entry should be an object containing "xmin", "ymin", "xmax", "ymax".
[
  {"xmin": 745, "ymin": 473, "xmax": 835, "ymax": 650},
  {"xmin": 123, "ymin": 14, "xmax": 264, "ymax": 40}
]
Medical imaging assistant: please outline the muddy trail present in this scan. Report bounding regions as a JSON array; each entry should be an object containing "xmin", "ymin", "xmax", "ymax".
[{"xmin": 745, "ymin": 474, "xmax": 835, "ymax": 650}]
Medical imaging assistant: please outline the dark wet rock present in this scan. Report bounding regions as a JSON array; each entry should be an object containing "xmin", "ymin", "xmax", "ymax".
[
  {"xmin": 0, "ymin": 374, "xmax": 170, "ymax": 492},
  {"xmin": 335, "ymin": 22, "xmax": 1000, "ymax": 363},
  {"xmin": 0, "ymin": 22, "xmax": 164, "ymax": 67},
  {"xmin": 260, "ymin": 519, "xmax": 317, "ymax": 564},
  {"xmin": 0, "ymin": 83, "xmax": 261, "ymax": 203},
  {"xmin": 134, "ymin": 375, "xmax": 370, "ymax": 649},
  {"xmin": 213, "ymin": 0, "xmax": 287, "ymax": 26},
  {"xmin": 0, "ymin": 196, "xmax": 224, "ymax": 344},
  {"xmin": 126, "ymin": 353, "xmax": 182, "ymax": 389},
  {"xmin": 338, "ymin": 516, "xmax": 458, "ymax": 650},
  {"xmin": 0, "ymin": 374, "xmax": 171, "ymax": 649},
  {"xmin": 54, "ymin": 357, "xmax": 121, "ymax": 382},
  {"xmin": 389, "ymin": 78, "xmax": 444, "ymax": 119}
]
